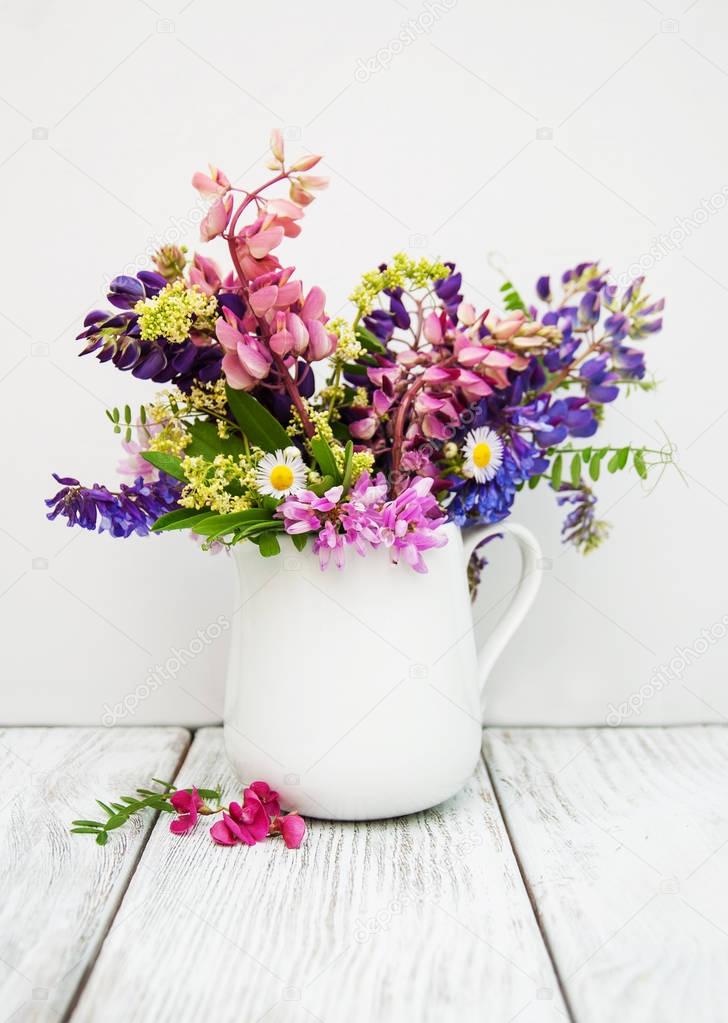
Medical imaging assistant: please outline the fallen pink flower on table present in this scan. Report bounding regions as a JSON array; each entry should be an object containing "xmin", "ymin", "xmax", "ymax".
[
  {"xmin": 210, "ymin": 789, "xmax": 270, "ymax": 846},
  {"xmin": 276, "ymin": 814, "xmax": 307, "ymax": 849},
  {"xmin": 169, "ymin": 788, "xmax": 203, "ymax": 835}
]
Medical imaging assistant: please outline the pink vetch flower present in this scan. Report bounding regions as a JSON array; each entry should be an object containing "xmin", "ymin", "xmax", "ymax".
[
  {"xmin": 170, "ymin": 788, "xmax": 204, "ymax": 835},
  {"xmin": 277, "ymin": 473, "xmax": 447, "ymax": 573},
  {"xmin": 271, "ymin": 813, "xmax": 307, "ymax": 849},
  {"xmin": 378, "ymin": 477, "xmax": 448, "ymax": 574},
  {"xmin": 210, "ymin": 788, "xmax": 270, "ymax": 847}
]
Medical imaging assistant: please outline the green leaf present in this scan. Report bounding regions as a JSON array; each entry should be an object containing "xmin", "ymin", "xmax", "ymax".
[
  {"xmin": 96, "ymin": 800, "xmax": 114, "ymax": 816},
  {"xmin": 570, "ymin": 452, "xmax": 582, "ymax": 486},
  {"xmin": 310, "ymin": 436, "xmax": 341, "ymax": 483},
  {"xmin": 589, "ymin": 453, "xmax": 601, "ymax": 481},
  {"xmin": 257, "ymin": 532, "xmax": 281, "ymax": 558},
  {"xmin": 140, "ymin": 405, "xmax": 147, "ymax": 426},
  {"xmin": 95, "ymin": 832, "xmax": 108, "ymax": 846},
  {"xmin": 308, "ymin": 475, "xmax": 335, "ymax": 497},
  {"xmin": 192, "ymin": 509, "xmax": 274, "ymax": 538},
  {"xmin": 225, "ymin": 386, "xmax": 290, "ymax": 452},
  {"xmin": 104, "ymin": 814, "xmax": 127, "ymax": 831},
  {"xmin": 340, "ymin": 440, "xmax": 354, "ymax": 495},
  {"xmin": 151, "ymin": 508, "xmax": 212, "ymax": 533},
  {"xmin": 124, "ymin": 404, "xmax": 132, "ymax": 425},
  {"xmin": 291, "ymin": 533, "xmax": 308, "ymax": 552},
  {"xmin": 582, "ymin": 447, "xmax": 592, "ymax": 462},
  {"xmin": 634, "ymin": 449, "xmax": 648, "ymax": 479},
  {"xmin": 71, "ymin": 827, "xmax": 102, "ymax": 835},
  {"xmin": 185, "ymin": 420, "xmax": 245, "ymax": 459},
  {"xmin": 607, "ymin": 451, "xmax": 621, "ymax": 473},
  {"xmin": 141, "ymin": 451, "xmax": 187, "ymax": 482},
  {"xmin": 551, "ymin": 454, "xmax": 563, "ymax": 490},
  {"xmin": 617, "ymin": 446, "xmax": 630, "ymax": 469},
  {"xmin": 196, "ymin": 788, "xmax": 221, "ymax": 801},
  {"xmin": 528, "ymin": 474, "xmax": 541, "ymax": 490},
  {"xmin": 355, "ymin": 326, "xmax": 386, "ymax": 354}
]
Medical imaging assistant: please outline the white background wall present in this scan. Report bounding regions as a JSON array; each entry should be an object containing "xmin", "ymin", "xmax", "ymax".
[{"xmin": 1, "ymin": 0, "xmax": 726, "ymax": 726}]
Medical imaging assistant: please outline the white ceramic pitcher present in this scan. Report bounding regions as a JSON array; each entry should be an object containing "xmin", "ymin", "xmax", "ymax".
[{"xmin": 224, "ymin": 521, "xmax": 542, "ymax": 820}]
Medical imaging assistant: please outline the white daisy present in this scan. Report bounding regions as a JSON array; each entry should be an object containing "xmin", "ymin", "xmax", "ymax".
[
  {"xmin": 462, "ymin": 427, "xmax": 504, "ymax": 483},
  {"xmin": 255, "ymin": 447, "xmax": 308, "ymax": 498}
]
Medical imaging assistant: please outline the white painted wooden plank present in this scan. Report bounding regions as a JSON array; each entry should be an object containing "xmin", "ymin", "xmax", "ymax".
[
  {"xmin": 73, "ymin": 727, "xmax": 567, "ymax": 1023},
  {"xmin": 484, "ymin": 726, "xmax": 728, "ymax": 1023},
  {"xmin": 0, "ymin": 726, "xmax": 190, "ymax": 1022}
]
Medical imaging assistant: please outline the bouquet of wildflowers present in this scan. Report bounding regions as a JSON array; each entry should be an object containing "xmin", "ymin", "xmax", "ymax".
[{"xmin": 47, "ymin": 131, "xmax": 668, "ymax": 577}]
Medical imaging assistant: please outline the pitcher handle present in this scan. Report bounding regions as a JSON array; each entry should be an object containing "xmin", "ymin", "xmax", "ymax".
[{"xmin": 461, "ymin": 523, "xmax": 543, "ymax": 719}]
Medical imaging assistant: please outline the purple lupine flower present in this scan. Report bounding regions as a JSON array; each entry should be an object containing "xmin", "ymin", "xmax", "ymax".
[
  {"xmin": 46, "ymin": 472, "xmax": 181, "ymax": 538},
  {"xmin": 578, "ymin": 289, "xmax": 601, "ymax": 327},
  {"xmin": 77, "ymin": 272, "xmax": 224, "ymax": 392},
  {"xmin": 434, "ymin": 263, "xmax": 463, "ymax": 318},
  {"xmin": 579, "ymin": 356, "xmax": 619, "ymax": 403},
  {"xmin": 536, "ymin": 275, "xmax": 551, "ymax": 302}
]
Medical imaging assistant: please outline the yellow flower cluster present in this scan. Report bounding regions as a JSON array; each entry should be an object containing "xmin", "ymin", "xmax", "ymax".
[
  {"xmin": 349, "ymin": 252, "xmax": 450, "ymax": 313},
  {"xmin": 188, "ymin": 379, "xmax": 229, "ymax": 416},
  {"xmin": 146, "ymin": 419, "xmax": 191, "ymax": 457},
  {"xmin": 327, "ymin": 318, "xmax": 364, "ymax": 364},
  {"xmin": 350, "ymin": 386, "xmax": 369, "ymax": 408},
  {"xmin": 134, "ymin": 280, "xmax": 218, "ymax": 344},
  {"xmin": 347, "ymin": 450, "xmax": 375, "ymax": 483},
  {"xmin": 178, "ymin": 452, "xmax": 262, "ymax": 515}
]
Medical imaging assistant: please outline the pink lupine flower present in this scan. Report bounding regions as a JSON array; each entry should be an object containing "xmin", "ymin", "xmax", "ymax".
[
  {"xmin": 191, "ymin": 164, "xmax": 231, "ymax": 198},
  {"xmin": 216, "ymin": 309, "xmax": 273, "ymax": 390},
  {"xmin": 248, "ymin": 267, "xmax": 302, "ymax": 317},
  {"xmin": 277, "ymin": 814, "xmax": 306, "ymax": 849},
  {"xmin": 200, "ymin": 194, "xmax": 233, "ymax": 242},
  {"xmin": 210, "ymin": 789, "xmax": 269, "ymax": 846},
  {"xmin": 289, "ymin": 153, "xmax": 322, "ymax": 173},
  {"xmin": 170, "ymin": 788, "xmax": 203, "ymax": 835},
  {"xmin": 488, "ymin": 311, "xmax": 525, "ymax": 340},
  {"xmin": 423, "ymin": 311, "xmax": 444, "ymax": 344},
  {"xmin": 269, "ymin": 128, "xmax": 285, "ymax": 164},
  {"xmin": 188, "ymin": 253, "xmax": 222, "ymax": 295}
]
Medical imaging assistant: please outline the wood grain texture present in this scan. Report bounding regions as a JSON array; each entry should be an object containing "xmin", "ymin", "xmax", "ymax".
[
  {"xmin": 72, "ymin": 727, "xmax": 566, "ymax": 1023},
  {"xmin": 484, "ymin": 726, "xmax": 728, "ymax": 1023},
  {"xmin": 0, "ymin": 727, "xmax": 190, "ymax": 1023}
]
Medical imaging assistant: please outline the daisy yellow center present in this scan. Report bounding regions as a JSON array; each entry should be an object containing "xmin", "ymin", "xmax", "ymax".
[
  {"xmin": 269, "ymin": 464, "xmax": 294, "ymax": 490},
  {"xmin": 472, "ymin": 442, "xmax": 492, "ymax": 469}
]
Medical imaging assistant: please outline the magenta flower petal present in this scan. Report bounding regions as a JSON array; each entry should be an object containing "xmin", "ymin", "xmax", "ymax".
[
  {"xmin": 249, "ymin": 781, "xmax": 281, "ymax": 820},
  {"xmin": 169, "ymin": 788, "xmax": 203, "ymax": 835},
  {"xmin": 279, "ymin": 814, "xmax": 306, "ymax": 849},
  {"xmin": 210, "ymin": 819, "xmax": 237, "ymax": 846}
]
